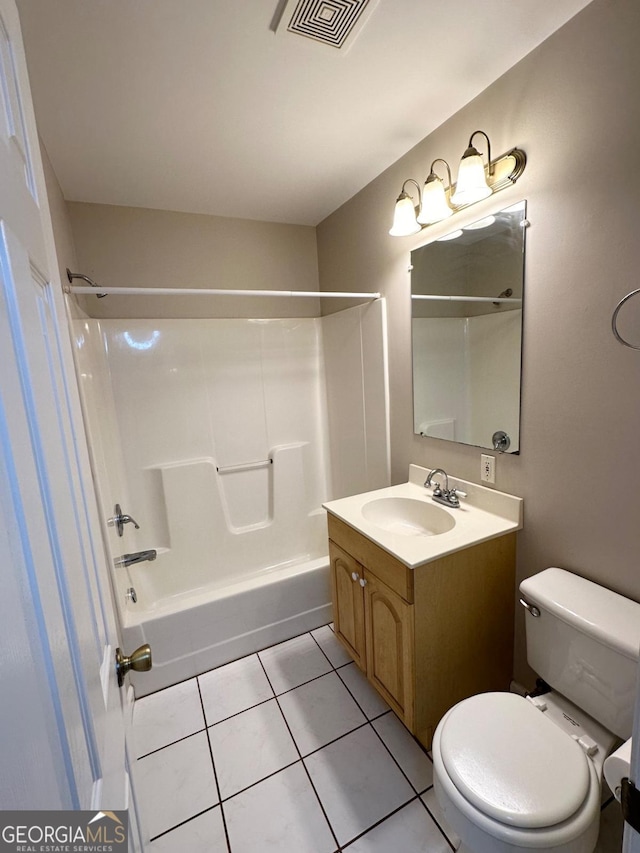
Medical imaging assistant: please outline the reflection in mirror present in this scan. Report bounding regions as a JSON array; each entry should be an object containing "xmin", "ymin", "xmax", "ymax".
[{"xmin": 411, "ymin": 200, "xmax": 526, "ymax": 453}]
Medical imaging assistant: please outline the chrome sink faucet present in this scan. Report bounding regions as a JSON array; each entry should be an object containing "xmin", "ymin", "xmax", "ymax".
[
  {"xmin": 425, "ymin": 468, "xmax": 448, "ymax": 491},
  {"xmin": 115, "ymin": 549, "xmax": 157, "ymax": 568},
  {"xmin": 424, "ymin": 468, "xmax": 466, "ymax": 509}
]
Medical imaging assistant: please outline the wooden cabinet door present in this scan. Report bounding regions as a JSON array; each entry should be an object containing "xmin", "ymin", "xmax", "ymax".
[
  {"xmin": 329, "ymin": 540, "xmax": 366, "ymax": 670},
  {"xmin": 364, "ymin": 570, "xmax": 415, "ymax": 729}
]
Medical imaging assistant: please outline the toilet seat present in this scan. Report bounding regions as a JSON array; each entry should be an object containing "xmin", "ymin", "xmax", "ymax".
[
  {"xmin": 433, "ymin": 693, "xmax": 602, "ymax": 852},
  {"xmin": 439, "ymin": 692, "xmax": 591, "ymax": 828}
]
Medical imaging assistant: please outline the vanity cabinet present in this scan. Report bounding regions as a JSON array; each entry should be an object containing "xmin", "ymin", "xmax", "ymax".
[
  {"xmin": 363, "ymin": 570, "xmax": 415, "ymax": 728},
  {"xmin": 328, "ymin": 514, "xmax": 516, "ymax": 749},
  {"xmin": 330, "ymin": 541, "xmax": 366, "ymax": 669}
]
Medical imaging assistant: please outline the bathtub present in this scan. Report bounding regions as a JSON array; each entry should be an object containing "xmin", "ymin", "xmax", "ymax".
[{"xmin": 121, "ymin": 552, "xmax": 332, "ymax": 697}]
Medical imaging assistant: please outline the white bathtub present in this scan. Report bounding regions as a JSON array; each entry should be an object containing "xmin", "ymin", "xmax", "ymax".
[{"xmin": 121, "ymin": 553, "xmax": 332, "ymax": 696}]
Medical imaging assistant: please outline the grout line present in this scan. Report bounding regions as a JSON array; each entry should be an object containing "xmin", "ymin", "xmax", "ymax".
[
  {"xmin": 420, "ymin": 796, "xmax": 458, "ymax": 852},
  {"xmin": 256, "ymin": 663, "xmax": 334, "ymax": 701},
  {"xmin": 148, "ymin": 805, "xmax": 221, "ymax": 844},
  {"xmin": 299, "ymin": 718, "xmax": 372, "ymax": 761},
  {"xmin": 334, "ymin": 662, "xmax": 392, "ymax": 723},
  {"xmin": 217, "ymin": 758, "xmax": 301, "ymax": 804},
  {"xmin": 136, "ymin": 726, "xmax": 208, "ymax": 760},
  {"xmin": 309, "ymin": 625, "xmax": 351, "ymax": 671},
  {"xmin": 202, "ymin": 695, "xmax": 275, "ymax": 730},
  {"xmin": 339, "ymin": 794, "xmax": 419, "ymax": 850},
  {"xmin": 196, "ymin": 679, "xmax": 232, "ymax": 853},
  {"xmin": 368, "ymin": 714, "xmax": 432, "ymax": 798},
  {"xmin": 256, "ymin": 651, "xmax": 342, "ymax": 852}
]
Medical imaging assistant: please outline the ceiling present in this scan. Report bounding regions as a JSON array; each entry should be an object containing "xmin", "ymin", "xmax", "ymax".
[{"xmin": 17, "ymin": 0, "xmax": 593, "ymax": 226}]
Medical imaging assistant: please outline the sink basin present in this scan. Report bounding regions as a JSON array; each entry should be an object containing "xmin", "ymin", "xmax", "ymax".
[
  {"xmin": 323, "ymin": 464, "xmax": 523, "ymax": 568},
  {"xmin": 361, "ymin": 497, "xmax": 456, "ymax": 537}
]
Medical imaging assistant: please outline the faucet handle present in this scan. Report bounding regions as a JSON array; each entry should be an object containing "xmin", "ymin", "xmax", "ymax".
[
  {"xmin": 109, "ymin": 503, "xmax": 140, "ymax": 537},
  {"xmin": 448, "ymin": 488, "xmax": 467, "ymax": 506}
]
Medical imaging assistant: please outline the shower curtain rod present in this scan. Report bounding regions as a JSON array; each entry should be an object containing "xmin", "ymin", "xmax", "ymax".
[
  {"xmin": 412, "ymin": 294, "xmax": 522, "ymax": 304},
  {"xmin": 66, "ymin": 285, "xmax": 381, "ymax": 299}
]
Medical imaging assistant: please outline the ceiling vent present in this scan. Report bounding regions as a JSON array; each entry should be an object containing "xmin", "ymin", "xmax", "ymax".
[{"xmin": 275, "ymin": 0, "xmax": 380, "ymax": 51}]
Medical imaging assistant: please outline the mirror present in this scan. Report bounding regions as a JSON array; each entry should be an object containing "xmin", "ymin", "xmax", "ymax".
[{"xmin": 411, "ymin": 200, "xmax": 526, "ymax": 453}]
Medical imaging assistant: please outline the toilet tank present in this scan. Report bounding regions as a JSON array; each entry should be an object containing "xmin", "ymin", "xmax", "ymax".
[{"xmin": 520, "ymin": 567, "xmax": 640, "ymax": 739}]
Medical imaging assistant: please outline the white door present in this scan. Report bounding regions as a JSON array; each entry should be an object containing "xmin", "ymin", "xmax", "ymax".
[{"xmin": 0, "ymin": 0, "xmax": 142, "ymax": 845}]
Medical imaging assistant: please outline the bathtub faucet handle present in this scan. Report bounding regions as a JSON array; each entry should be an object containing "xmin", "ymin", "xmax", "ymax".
[{"xmin": 109, "ymin": 503, "xmax": 141, "ymax": 537}]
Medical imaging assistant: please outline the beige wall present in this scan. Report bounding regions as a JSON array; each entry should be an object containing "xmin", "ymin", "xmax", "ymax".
[
  {"xmin": 67, "ymin": 202, "xmax": 320, "ymax": 319},
  {"xmin": 317, "ymin": 0, "xmax": 640, "ymax": 685},
  {"xmin": 39, "ymin": 141, "xmax": 87, "ymax": 319}
]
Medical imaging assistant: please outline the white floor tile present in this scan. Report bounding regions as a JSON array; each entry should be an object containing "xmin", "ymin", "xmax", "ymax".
[
  {"xmin": 344, "ymin": 799, "xmax": 451, "ymax": 853},
  {"xmin": 208, "ymin": 698, "xmax": 298, "ymax": 799},
  {"xmin": 149, "ymin": 807, "xmax": 227, "ymax": 853},
  {"xmin": 373, "ymin": 712, "xmax": 434, "ymax": 792},
  {"xmin": 421, "ymin": 787, "xmax": 461, "ymax": 849},
  {"xmin": 224, "ymin": 762, "xmax": 336, "ymax": 853},
  {"xmin": 133, "ymin": 678, "xmax": 205, "ymax": 758},
  {"xmin": 199, "ymin": 653, "xmax": 274, "ymax": 726},
  {"xmin": 305, "ymin": 724, "xmax": 414, "ymax": 846},
  {"xmin": 278, "ymin": 671, "xmax": 366, "ymax": 756},
  {"xmin": 136, "ymin": 731, "xmax": 218, "ymax": 839},
  {"xmin": 337, "ymin": 662, "xmax": 390, "ymax": 719},
  {"xmin": 259, "ymin": 633, "xmax": 332, "ymax": 694},
  {"xmin": 312, "ymin": 624, "xmax": 353, "ymax": 667}
]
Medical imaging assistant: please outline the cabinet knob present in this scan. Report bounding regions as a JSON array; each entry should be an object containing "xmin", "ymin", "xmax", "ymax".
[
  {"xmin": 359, "ymin": 578, "xmax": 367, "ymax": 587},
  {"xmin": 351, "ymin": 571, "xmax": 360, "ymax": 582}
]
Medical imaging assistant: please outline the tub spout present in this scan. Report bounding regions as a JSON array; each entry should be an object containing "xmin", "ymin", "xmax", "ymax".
[{"xmin": 115, "ymin": 549, "xmax": 157, "ymax": 568}]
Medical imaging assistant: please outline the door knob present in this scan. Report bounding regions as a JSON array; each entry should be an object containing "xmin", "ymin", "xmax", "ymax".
[{"xmin": 115, "ymin": 644, "xmax": 152, "ymax": 687}]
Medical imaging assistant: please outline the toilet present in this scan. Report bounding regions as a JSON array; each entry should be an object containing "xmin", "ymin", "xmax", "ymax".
[{"xmin": 432, "ymin": 567, "xmax": 640, "ymax": 853}]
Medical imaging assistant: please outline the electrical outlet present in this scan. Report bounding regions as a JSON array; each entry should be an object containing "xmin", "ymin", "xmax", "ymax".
[{"xmin": 481, "ymin": 454, "xmax": 496, "ymax": 484}]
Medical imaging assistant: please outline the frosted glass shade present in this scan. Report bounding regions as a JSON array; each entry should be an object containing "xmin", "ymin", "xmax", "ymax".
[
  {"xmin": 417, "ymin": 175, "xmax": 453, "ymax": 224},
  {"xmin": 451, "ymin": 149, "xmax": 492, "ymax": 206},
  {"xmin": 389, "ymin": 193, "xmax": 421, "ymax": 236}
]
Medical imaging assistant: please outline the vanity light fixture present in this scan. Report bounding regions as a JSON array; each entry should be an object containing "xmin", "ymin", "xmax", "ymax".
[
  {"xmin": 389, "ymin": 130, "xmax": 526, "ymax": 237},
  {"xmin": 389, "ymin": 179, "xmax": 422, "ymax": 236},
  {"xmin": 450, "ymin": 130, "xmax": 493, "ymax": 206},
  {"xmin": 417, "ymin": 159, "xmax": 454, "ymax": 225}
]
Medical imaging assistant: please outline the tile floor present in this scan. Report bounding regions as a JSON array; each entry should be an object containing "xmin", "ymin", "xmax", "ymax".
[{"xmin": 133, "ymin": 625, "xmax": 624, "ymax": 853}]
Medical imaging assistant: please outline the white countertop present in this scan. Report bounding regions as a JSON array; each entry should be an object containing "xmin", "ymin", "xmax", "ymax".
[{"xmin": 323, "ymin": 464, "xmax": 523, "ymax": 569}]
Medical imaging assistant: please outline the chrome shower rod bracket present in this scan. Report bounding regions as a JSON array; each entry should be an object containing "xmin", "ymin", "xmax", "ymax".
[{"xmin": 66, "ymin": 268, "xmax": 108, "ymax": 298}]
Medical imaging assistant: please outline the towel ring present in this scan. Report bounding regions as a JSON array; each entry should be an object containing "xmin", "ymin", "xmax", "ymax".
[{"xmin": 611, "ymin": 289, "xmax": 640, "ymax": 350}]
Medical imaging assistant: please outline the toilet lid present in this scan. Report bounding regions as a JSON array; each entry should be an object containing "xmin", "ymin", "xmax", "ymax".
[{"xmin": 439, "ymin": 693, "xmax": 591, "ymax": 829}]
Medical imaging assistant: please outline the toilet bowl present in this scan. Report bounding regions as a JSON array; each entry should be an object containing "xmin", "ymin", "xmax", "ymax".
[{"xmin": 431, "ymin": 567, "xmax": 640, "ymax": 853}]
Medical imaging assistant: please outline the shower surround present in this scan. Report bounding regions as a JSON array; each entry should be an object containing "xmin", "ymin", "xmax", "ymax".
[{"xmin": 73, "ymin": 304, "xmax": 388, "ymax": 694}]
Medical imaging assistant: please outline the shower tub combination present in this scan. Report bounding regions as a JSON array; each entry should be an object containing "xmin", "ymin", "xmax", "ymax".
[{"xmin": 73, "ymin": 311, "xmax": 386, "ymax": 696}]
